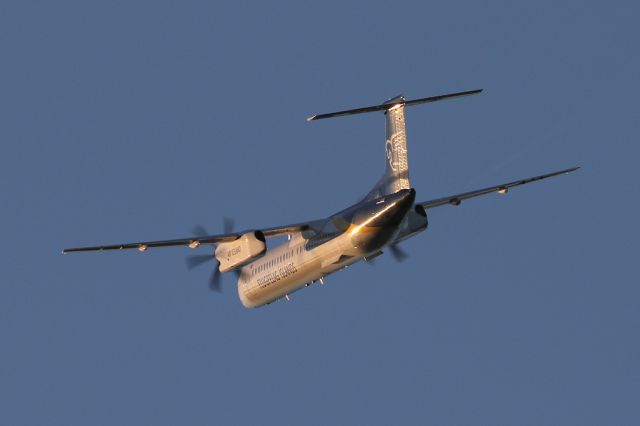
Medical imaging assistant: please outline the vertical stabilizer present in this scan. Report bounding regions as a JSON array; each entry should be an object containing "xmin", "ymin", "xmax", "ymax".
[
  {"xmin": 364, "ymin": 95, "xmax": 410, "ymax": 200},
  {"xmin": 384, "ymin": 97, "xmax": 411, "ymax": 192}
]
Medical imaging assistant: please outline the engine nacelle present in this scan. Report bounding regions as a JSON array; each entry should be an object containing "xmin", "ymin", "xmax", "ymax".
[
  {"xmin": 393, "ymin": 204, "xmax": 429, "ymax": 244},
  {"xmin": 215, "ymin": 231, "xmax": 266, "ymax": 273}
]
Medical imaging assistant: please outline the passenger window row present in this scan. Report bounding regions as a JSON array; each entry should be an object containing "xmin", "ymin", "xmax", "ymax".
[{"xmin": 251, "ymin": 246, "xmax": 304, "ymax": 276}]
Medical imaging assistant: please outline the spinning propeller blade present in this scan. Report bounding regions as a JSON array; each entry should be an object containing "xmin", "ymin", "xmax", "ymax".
[
  {"xmin": 192, "ymin": 225, "xmax": 209, "ymax": 238},
  {"xmin": 223, "ymin": 217, "xmax": 235, "ymax": 234},
  {"xmin": 186, "ymin": 254, "xmax": 214, "ymax": 270},
  {"xmin": 389, "ymin": 244, "xmax": 409, "ymax": 262},
  {"xmin": 186, "ymin": 218, "xmax": 237, "ymax": 292},
  {"xmin": 209, "ymin": 268, "xmax": 222, "ymax": 292}
]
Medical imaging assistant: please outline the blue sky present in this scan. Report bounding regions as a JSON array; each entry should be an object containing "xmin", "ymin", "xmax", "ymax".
[{"xmin": 2, "ymin": 1, "xmax": 638, "ymax": 424}]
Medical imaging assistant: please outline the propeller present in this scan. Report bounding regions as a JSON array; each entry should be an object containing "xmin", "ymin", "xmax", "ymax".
[
  {"xmin": 185, "ymin": 217, "xmax": 239, "ymax": 292},
  {"xmin": 365, "ymin": 243, "xmax": 409, "ymax": 265},
  {"xmin": 220, "ymin": 217, "xmax": 241, "ymax": 278},
  {"xmin": 186, "ymin": 254, "xmax": 214, "ymax": 269},
  {"xmin": 223, "ymin": 217, "xmax": 235, "ymax": 234},
  {"xmin": 186, "ymin": 251, "xmax": 223, "ymax": 292},
  {"xmin": 389, "ymin": 244, "xmax": 409, "ymax": 262},
  {"xmin": 192, "ymin": 224, "xmax": 209, "ymax": 238}
]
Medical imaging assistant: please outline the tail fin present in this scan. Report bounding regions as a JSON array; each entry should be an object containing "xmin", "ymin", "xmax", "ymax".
[
  {"xmin": 366, "ymin": 95, "xmax": 410, "ymax": 199},
  {"xmin": 307, "ymin": 89, "xmax": 482, "ymax": 199}
]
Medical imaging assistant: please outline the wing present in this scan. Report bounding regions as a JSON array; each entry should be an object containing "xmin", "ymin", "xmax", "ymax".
[
  {"xmin": 62, "ymin": 221, "xmax": 313, "ymax": 254},
  {"xmin": 418, "ymin": 167, "xmax": 579, "ymax": 209}
]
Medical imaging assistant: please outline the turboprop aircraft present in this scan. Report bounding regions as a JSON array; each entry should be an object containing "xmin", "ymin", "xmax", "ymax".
[{"xmin": 63, "ymin": 89, "xmax": 579, "ymax": 308}]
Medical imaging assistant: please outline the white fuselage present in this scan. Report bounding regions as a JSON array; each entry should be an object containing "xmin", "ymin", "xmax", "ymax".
[
  {"xmin": 237, "ymin": 188, "xmax": 426, "ymax": 308},
  {"xmin": 237, "ymin": 232, "xmax": 361, "ymax": 308}
]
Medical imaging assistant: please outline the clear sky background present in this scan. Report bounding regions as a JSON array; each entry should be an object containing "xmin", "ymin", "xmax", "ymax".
[{"xmin": 2, "ymin": 1, "xmax": 638, "ymax": 424}]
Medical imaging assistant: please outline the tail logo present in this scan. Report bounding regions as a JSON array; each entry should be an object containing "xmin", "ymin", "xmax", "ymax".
[{"xmin": 386, "ymin": 140, "xmax": 397, "ymax": 172}]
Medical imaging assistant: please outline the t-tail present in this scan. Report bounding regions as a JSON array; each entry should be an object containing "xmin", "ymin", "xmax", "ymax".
[{"xmin": 308, "ymin": 89, "xmax": 482, "ymax": 200}]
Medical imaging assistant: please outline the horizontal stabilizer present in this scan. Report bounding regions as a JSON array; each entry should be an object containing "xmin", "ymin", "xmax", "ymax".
[{"xmin": 307, "ymin": 89, "xmax": 482, "ymax": 121}]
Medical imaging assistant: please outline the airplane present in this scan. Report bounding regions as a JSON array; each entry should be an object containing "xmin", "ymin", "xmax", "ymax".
[{"xmin": 63, "ymin": 89, "xmax": 579, "ymax": 308}]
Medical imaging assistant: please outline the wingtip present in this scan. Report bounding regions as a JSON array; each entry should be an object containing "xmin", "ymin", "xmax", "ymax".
[
  {"xmin": 463, "ymin": 88, "xmax": 483, "ymax": 95},
  {"xmin": 306, "ymin": 115, "xmax": 316, "ymax": 122}
]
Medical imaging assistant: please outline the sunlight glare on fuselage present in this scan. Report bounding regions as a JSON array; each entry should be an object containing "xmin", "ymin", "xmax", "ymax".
[{"xmin": 348, "ymin": 200, "xmax": 398, "ymax": 236}]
